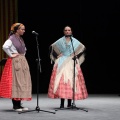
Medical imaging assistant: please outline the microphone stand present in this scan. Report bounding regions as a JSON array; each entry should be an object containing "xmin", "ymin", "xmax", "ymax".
[
  {"xmin": 56, "ymin": 35, "xmax": 88, "ymax": 112},
  {"xmin": 18, "ymin": 34, "xmax": 56, "ymax": 114},
  {"xmin": 68, "ymin": 36, "xmax": 88, "ymax": 112}
]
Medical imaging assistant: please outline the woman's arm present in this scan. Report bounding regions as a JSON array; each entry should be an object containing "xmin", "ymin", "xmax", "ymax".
[{"xmin": 2, "ymin": 39, "xmax": 19, "ymax": 58}]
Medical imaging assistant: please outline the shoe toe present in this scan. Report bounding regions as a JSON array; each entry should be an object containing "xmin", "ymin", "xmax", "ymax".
[
  {"xmin": 67, "ymin": 105, "xmax": 71, "ymax": 107},
  {"xmin": 13, "ymin": 108, "xmax": 22, "ymax": 112},
  {"xmin": 22, "ymin": 107, "xmax": 28, "ymax": 111},
  {"xmin": 60, "ymin": 105, "xmax": 64, "ymax": 109}
]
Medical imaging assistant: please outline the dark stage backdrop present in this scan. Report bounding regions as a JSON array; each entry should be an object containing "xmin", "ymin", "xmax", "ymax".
[{"xmin": 18, "ymin": 0, "xmax": 119, "ymax": 94}]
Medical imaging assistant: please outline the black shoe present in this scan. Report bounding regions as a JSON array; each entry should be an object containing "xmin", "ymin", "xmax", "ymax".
[
  {"xmin": 13, "ymin": 106, "xmax": 22, "ymax": 112},
  {"xmin": 60, "ymin": 105, "xmax": 64, "ymax": 109},
  {"xmin": 20, "ymin": 106, "xmax": 28, "ymax": 111},
  {"xmin": 13, "ymin": 108, "xmax": 22, "ymax": 112},
  {"xmin": 67, "ymin": 105, "xmax": 71, "ymax": 107},
  {"xmin": 19, "ymin": 102, "xmax": 29, "ymax": 111},
  {"xmin": 19, "ymin": 103, "xmax": 28, "ymax": 110}
]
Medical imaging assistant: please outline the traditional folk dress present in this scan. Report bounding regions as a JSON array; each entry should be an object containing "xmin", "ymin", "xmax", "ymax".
[
  {"xmin": 48, "ymin": 36, "xmax": 88, "ymax": 100},
  {"xmin": 0, "ymin": 34, "xmax": 32, "ymax": 101}
]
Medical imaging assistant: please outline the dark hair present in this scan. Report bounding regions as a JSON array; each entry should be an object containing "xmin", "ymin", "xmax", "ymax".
[{"xmin": 63, "ymin": 26, "xmax": 72, "ymax": 31}]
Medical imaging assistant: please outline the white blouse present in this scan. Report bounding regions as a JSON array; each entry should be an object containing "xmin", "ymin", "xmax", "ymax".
[{"xmin": 2, "ymin": 39, "xmax": 26, "ymax": 57}]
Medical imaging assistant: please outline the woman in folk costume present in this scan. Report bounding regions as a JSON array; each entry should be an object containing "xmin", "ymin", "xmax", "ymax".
[
  {"xmin": 48, "ymin": 26, "xmax": 88, "ymax": 108},
  {"xmin": 0, "ymin": 23, "xmax": 32, "ymax": 112}
]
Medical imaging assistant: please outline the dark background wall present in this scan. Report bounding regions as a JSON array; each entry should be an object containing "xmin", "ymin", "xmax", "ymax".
[{"xmin": 18, "ymin": 0, "xmax": 119, "ymax": 94}]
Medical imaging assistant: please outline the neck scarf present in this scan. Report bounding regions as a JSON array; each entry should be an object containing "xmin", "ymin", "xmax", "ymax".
[
  {"xmin": 50, "ymin": 36, "xmax": 85, "ymax": 68},
  {"xmin": 9, "ymin": 34, "xmax": 26, "ymax": 54}
]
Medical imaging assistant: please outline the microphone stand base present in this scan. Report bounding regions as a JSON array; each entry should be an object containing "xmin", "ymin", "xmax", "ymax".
[{"xmin": 55, "ymin": 103, "xmax": 88, "ymax": 112}]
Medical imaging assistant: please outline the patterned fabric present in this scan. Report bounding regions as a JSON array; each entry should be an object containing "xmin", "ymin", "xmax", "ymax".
[
  {"xmin": 50, "ymin": 36, "xmax": 86, "ymax": 66},
  {"xmin": 48, "ymin": 36, "xmax": 88, "ymax": 100},
  {"xmin": 0, "ymin": 58, "xmax": 12, "ymax": 98},
  {"xmin": 12, "ymin": 55, "xmax": 32, "ymax": 100},
  {"xmin": 0, "ymin": 55, "xmax": 32, "ymax": 101},
  {"xmin": 48, "ymin": 59, "xmax": 88, "ymax": 100}
]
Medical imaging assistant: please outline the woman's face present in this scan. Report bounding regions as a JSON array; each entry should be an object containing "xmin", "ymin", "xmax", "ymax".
[
  {"xmin": 17, "ymin": 25, "xmax": 25, "ymax": 36},
  {"xmin": 64, "ymin": 26, "xmax": 72, "ymax": 36}
]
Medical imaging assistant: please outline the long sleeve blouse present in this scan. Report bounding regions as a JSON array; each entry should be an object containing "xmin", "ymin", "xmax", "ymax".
[{"xmin": 2, "ymin": 39, "xmax": 26, "ymax": 57}]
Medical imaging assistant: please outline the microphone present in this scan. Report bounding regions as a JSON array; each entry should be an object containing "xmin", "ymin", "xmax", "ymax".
[{"xmin": 32, "ymin": 31, "xmax": 39, "ymax": 36}]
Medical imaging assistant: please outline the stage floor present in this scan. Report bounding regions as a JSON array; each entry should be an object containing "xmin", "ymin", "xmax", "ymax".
[{"xmin": 0, "ymin": 94, "xmax": 120, "ymax": 120}]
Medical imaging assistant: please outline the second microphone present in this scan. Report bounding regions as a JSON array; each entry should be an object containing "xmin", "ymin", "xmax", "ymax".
[{"xmin": 32, "ymin": 31, "xmax": 39, "ymax": 36}]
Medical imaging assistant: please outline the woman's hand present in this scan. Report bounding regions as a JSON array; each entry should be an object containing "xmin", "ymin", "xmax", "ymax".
[
  {"xmin": 12, "ymin": 53, "xmax": 19, "ymax": 58},
  {"xmin": 57, "ymin": 53, "xmax": 63, "ymax": 58}
]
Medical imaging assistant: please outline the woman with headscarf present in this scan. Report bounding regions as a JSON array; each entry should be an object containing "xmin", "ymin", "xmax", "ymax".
[{"xmin": 0, "ymin": 23, "xmax": 32, "ymax": 112}]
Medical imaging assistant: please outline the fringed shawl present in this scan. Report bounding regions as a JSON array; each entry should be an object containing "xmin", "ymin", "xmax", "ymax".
[{"xmin": 50, "ymin": 36, "xmax": 86, "ymax": 67}]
